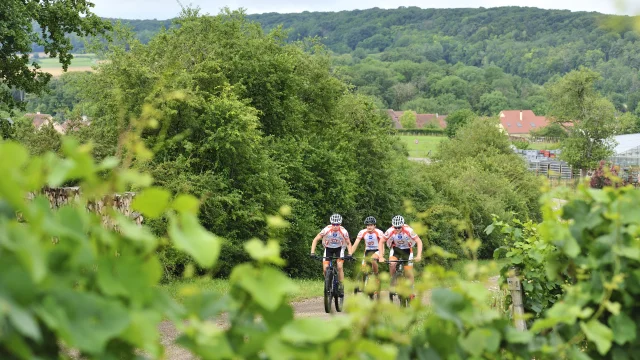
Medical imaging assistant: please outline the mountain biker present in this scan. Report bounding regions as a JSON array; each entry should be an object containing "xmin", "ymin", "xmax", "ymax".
[
  {"xmin": 350, "ymin": 216, "xmax": 385, "ymax": 292},
  {"xmin": 310, "ymin": 213, "xmax": 352, "ymax": 297},
  {"xmin": 381, "ymin": 215, "xmax": 423, "ymax": 298}
]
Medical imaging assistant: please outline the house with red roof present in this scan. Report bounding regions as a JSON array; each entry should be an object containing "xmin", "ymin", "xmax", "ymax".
[
  {"xmin": 498, "ymin": 110, "xmax": 549, "ymax": 135},
  {"xmin": 24, "ymin": 112, "xmax": 89, "ymax": 134},
  {"xmin": 386, "ymin": 110, "xmax": 448, "ymax": 129}
]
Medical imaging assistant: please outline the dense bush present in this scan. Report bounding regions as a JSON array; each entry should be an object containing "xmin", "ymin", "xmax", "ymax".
[
  {"xmin": 489, "ymin": 216, "xmax": 568, "ymax": 323},
  {"xmin": 415, "ymin": 117, "xmax": 543, "ymax": 258}
]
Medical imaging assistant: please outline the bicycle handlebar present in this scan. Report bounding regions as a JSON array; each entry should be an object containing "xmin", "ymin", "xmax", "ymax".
[
  {"xmin": 383, "ymin": 259, "xmax": 411, "ymax": 263},
  {"xmin": 312, "ymin": 255, "xmax": 355, "ymax": 261}
]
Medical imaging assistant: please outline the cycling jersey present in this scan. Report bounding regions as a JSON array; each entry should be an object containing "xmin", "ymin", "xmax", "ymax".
[
  {"xmin": 384, "ymin": 225, "xmax": 418, "ymax": 250},
  {"xmin": 356, "ymin": 228, "xmax": 385, "ymax": 251},
  {"xmin": 319, "ymin": 225, "xmax": 350, "ymax": 249}
]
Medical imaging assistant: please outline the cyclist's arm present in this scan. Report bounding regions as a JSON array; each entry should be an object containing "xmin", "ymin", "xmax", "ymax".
[
  {"xmin": 377, "ymin": 237, "xmax": 385, "ymax": 260},
  {"xmin": 310, "ymin": 233, "xmax": 322, "ymax": 254},
  {"xmin": 345, "ymin": 237, "xmax": 353, "ymax": 255},
  {"xmin": 350, "ymin": 236, "xmax": 362, "ymax": 255},
  {"xmin": 413, "ymin": 236, "xmax": 423, "ymax": 260}
]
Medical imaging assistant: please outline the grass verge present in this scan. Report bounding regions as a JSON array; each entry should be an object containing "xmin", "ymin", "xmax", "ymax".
[{"xmin": 398, "ymin": 135, "xmax": 446, "ymax": 158}]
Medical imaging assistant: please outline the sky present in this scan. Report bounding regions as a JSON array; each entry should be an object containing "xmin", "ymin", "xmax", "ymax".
[{"xmin": 89, "ymin": 0, "xmax": 640, "ymax": 19}]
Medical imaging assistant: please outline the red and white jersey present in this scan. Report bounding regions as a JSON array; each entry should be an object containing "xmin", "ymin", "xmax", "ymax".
[
  {"xmin": 384, "ymin": 225, "xmax": 419, "ymax": 250},
  {"xmin": 356, "ymin": 228, "xmax": 385, "ymax": 251},
  {"xmin": 319, "ymin": 225, "xmax": 350, "ymax": 249}
]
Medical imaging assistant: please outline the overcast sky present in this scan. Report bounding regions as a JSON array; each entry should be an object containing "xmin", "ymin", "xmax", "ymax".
[{"xmin": 89, "ymin": 0, "xmax": 640, "ymax": 19}]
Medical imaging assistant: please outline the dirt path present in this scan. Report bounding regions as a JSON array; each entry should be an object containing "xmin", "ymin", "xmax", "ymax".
[{"xmin": 159, "ymin": 276, "xmax": 500, "ymax": 359}]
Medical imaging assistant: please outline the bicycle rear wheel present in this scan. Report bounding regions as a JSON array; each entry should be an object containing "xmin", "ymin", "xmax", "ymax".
[
  {"xmin": 389, "ymin": 271, "xmax": 400, "ymax": 305},
  {"xmin": 363, "ymin": 273, "xmax": 375, "ymax": 300},
  {"xmin": 324, "ymin": 268, "xmax": 333, "ymax": 313}
]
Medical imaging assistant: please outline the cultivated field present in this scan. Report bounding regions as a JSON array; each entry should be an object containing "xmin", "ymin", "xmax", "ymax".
[
  {"xmin": 398, "ymin": 135, "xmax": 446, "ymax": 158},
  {"xmin": 30, "ymin": 53, "xmax": 99, "ymax": 76}
]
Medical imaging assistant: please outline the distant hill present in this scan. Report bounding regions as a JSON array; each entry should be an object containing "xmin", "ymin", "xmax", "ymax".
[{"xmin": 30, "ymin": 6, "xmax": 640, "ymax": 114}]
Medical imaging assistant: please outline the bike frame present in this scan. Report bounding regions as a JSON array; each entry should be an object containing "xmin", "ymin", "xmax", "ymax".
[{"xmin": 385, "ymin": 259, "xmax": 411, "ymax": 307}]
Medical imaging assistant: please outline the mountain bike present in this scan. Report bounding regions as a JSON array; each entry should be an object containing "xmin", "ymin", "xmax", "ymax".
[
  {"xmin": 313, "ymin": 255, "xmax": 353, "ymax": 313},
  {"xmin": 386, "ymin": 259, "xmax": 412, "ymax": 307},
  {"xmin": 353, "ymin": 257, "xmax": 380, "ymax": 300}
]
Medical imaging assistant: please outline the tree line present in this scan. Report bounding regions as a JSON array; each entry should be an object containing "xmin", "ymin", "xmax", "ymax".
[{"xmin": 35, "ymin": 6, "xmax": 640, "ymax": 116}]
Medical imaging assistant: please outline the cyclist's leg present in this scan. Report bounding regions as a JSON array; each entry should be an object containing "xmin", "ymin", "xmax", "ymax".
[
  {"xmin": 337, "ymin": 247, "xmax": 345, "ymax": 282},
  {"xmin": 404, "ymin": 250, "xmax": 414, "ymax": 283},
  {"xmin": 322, "ymin": 248, "xmax": 329, "ymax": 276},
  {"xmin": 405, "ymin": 250, "xmax": 415, "ymax": 297},
  {"xmin": 370, "ymin": 251, "xmax": 380, "ymax": 275},
  {"xmin": 389, "ymin": 248, "xmax": 398, "ymax": 286},
  {"xmin": 337, "ymin": 247, "xmax": 345, "ymax": 296}
]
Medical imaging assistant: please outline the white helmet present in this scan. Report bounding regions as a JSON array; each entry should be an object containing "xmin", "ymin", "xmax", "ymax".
[
  {"xmin": 330, "ymin": 213, "xmax": 343, "ymax": 225},
  {"xmin": 392, "ymin": 215, "xmax": 404, "ymax": 228}
]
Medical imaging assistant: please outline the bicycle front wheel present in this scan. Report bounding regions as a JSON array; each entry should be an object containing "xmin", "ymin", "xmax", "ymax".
[
  {"xmin": 324, "ymin": 268, "xmax": 333, "ymax": 313},
  {"xmin": 334, "ymin": 284, "xmax": 344, "ymax": 312}
]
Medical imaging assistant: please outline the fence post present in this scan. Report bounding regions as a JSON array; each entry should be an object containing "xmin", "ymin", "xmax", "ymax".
[{"xmin": 507, "ymin": 267, "xmax": 527, "ymax": 331}]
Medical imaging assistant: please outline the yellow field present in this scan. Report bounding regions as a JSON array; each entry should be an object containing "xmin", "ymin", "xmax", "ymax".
[{"xmin": 30, "ymin": 53, "xmax": 102, "ymax": 76}]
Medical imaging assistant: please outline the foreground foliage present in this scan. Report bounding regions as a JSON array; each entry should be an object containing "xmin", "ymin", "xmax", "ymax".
[{"xmin": 3, "ymin": 124, "xmax": 640, "ymax": 359}]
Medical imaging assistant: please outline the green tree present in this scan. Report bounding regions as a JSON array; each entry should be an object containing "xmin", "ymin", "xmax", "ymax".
[
  {"xmin": 444, "ymin": 109, "xmax": 477, "ymax": 138},
  {"xmin": 399, "ymin": 111, "xmax": 417, "ymax": 129},
  {"xmin": 425, "ymin": 117, "xmax": 542, "ymax": 256},
  {"xmin": 0, "ymin": 118, "xmax": 14, "ymax": 140},
  {"xmin": 548, "ymin": 68, "xmax": 618, "ymax": 174},
  {"xmin": 478, "ymin": 91, "xmax": 509, "ymax": 116},
  {"xmin": 78, "ymin": 9, "xmax": 410, "ymax": 279},
  {"xmin": 0, "ymin": 0, "xmax": 109, "ymax": 110}
]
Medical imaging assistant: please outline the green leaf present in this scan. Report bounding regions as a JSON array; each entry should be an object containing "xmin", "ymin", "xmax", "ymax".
[
  {"xmin": 96, "ymin": 156, "xmax": 119, "ymax": 171},
  {"xmin": 580, "ymin": 320, "xmax": 613, "ymax": 355},
  {"xmin": 176, "ymin": 329, "xmax": 234, "ymax": 359},
  {"xmin": 617, "ymin": 246, "xmax": 640, "ymax": 261},
  {"xmin": 47, "ymin": 158, "xmax": 75, "ymax": 187},
  {"xmin": 168, "ymin": 212, "xmax": 221, "ymax": 268},
  {"xmin": 114, "ymin": 214, "xmax": 157, "ymax": 254},
  {"xmin": 121, "ymin": 310, "xmax": 163, "ymax": 357},
  {"xmin": 431, "ymin": 289, "xmax": 465, "ymax": 328},
  {"xmin": 7, "ymin": 301, "xmax": 41, "ymax": 342},
  {"xmin": 40, "ymin": 290, "xmax": 130, "ymax": 354},
  {"xmin": 244, "ymin": 239, "xmax": 285, "ymax": 265},
  {"xmin": 484, "ymin": 224, "xmax": 495, "ymax": 235},
  {"xmin": 0, "ymin": 142, "xmax": 29, "ymax": 170},
  {"xmin": 171, "ymin": 194, "xmax": 200, "ymax": 215},
  {"xmin": 505, "ymin": 327, "xmax": 532, "ymax": 344},
  {"xmin": 131, "ymin": 187, "xmax": 171, "ymax": 219},
  {"xmin": 562, "ymin": 236, "xmax": 580, "ymax": 258},
  {"xmin": 264, "ymin": 336, "xmax": 321, "ymax": 360},
  {"xmin": 233, "ymin": 265, "xmax": 298, "ymax": 312},
  {"xmin": 258, "ymin": 301, "xmax": 294, "ymax": 330},
  {"xmin": 608, "ymin": 312, "xmax": 636, "ymax": 345},
  {"xmin": 459, "ymin": 328, "xmax": 501, "ymax": 356},
  {"xmin": 281, "ymin": 317, "xmax": 346, "ymax": 344},
  {"xmin": 617, "ymin": 190, "xmax": 640, "ymax": 224}
]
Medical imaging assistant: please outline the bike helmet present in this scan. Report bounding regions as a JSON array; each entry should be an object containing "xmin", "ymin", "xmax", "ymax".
[
  {"xmin": 330, "ymin": 213, "xmax": 343, "ymax": 225},
  {"xmin": 392, "ymin": 215, "xmax": 405, "ymax": 228},
  {"xmin": 364, "ymin": 216, "xmax": 376, "ymax": 225}
]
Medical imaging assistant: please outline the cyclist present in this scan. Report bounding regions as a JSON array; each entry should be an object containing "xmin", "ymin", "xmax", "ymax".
[
  {"xmin": 310, "ymin": 213, "xmax": 352, "ymax": 297},
  {"xmin": 351, "ymin": 216, "xmax": 385, "ymax": 292},
  {"xmin": 381, "ymin": 215, "xmax": 423, "ymax": 297}
]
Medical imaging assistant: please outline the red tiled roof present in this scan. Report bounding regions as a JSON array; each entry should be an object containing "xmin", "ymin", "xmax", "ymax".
[
  {"xmin": 498, "ymin": 110, "xmax": 549, "ymax": 134},
  {"xmin": 386, "ymin": 110, "xmax": 448, "ymax": 129},
  {"xmin": 24, "ymin": 112, "xmax": 53, "ymax": 128}
]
